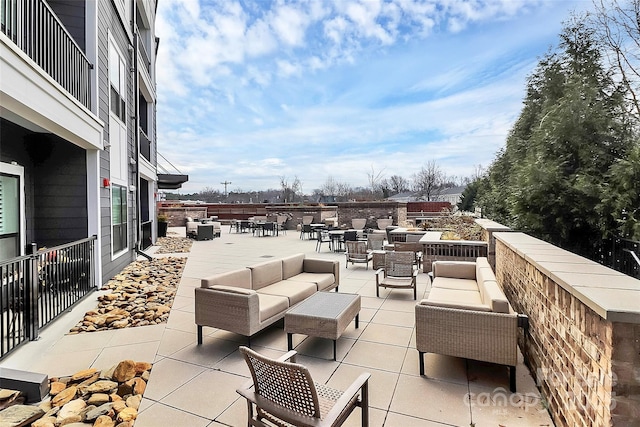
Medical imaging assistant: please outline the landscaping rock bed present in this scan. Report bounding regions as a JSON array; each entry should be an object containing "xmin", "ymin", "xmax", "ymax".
[
  {"xmin": 154, "ymin": 237, "xmax": 192, "ymax": 254},
  {"xmin": 0, "ymin": 359, "xmax": 151, "ymax": 427},
  {"xmin": 70, "ymin": 257, "xmax": 186, "ymax": 333}
]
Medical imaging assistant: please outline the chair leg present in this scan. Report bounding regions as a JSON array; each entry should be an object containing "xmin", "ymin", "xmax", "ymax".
[
  {"xmin": 361, "ymin": 379, "xmax": 369, "ymax": 427},
  {"xmin": 419, "ymin": 351, "xmax": 425, "ymax": 375},
  {"xmin": 509, "ymin": 366, "xmax": 516, "ymax": 392},
  {"xmin": 197, "ymin": 325, "xmax": 203, "ymax": 344}
]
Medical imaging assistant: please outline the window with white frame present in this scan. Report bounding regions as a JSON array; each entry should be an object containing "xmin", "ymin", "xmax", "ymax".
[
  {"xmin": 109, "ymin": 42, "xmax": 127, "ymax": 123},
  {"xmin": 111, "ymin": 185, "xmax": 127, "ymax": 254}
]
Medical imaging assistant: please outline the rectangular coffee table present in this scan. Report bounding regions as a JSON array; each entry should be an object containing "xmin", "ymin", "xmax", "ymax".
[{"xmin": 285, "ymin": 292, "xmax": 361, "ymax": 360}]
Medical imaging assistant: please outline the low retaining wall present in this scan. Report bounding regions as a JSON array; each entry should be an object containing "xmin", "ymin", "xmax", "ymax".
[
  {"xmin": 494, "ymin": 232, "xmax": 640, "ymax": 426},
  {"xmin": 334, "ymin": 201, "xmax": 405, "ymax": 229}
]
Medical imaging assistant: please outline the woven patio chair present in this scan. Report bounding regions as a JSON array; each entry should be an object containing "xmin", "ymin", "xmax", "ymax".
[
  {"xmin": 345, "ymin": 241, "xmax": 373, "ymax": 269},
  {"xmin": 394, "ymin": 241, "xmax": 423, "ymax": 269},
  {"xmin": 237, "ymin": 346, "xmax": 370, "ymax": 427},
  {"xmin": 366, "ymin": 234, "xmax": 384, "ymax": 251},
  {"xmin": 375, "ymin": 251, "xmax": 418, "ymax": 299}
]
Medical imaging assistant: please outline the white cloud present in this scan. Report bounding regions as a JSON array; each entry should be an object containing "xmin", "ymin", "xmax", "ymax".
[
  {"xmin": 276, "ymin": 60, "xmax": 301, "ymax": 77},
  {"xmin": 156, "ymin": 0, "xmax": 587, "ymax": 193},
  {"xmin": 269, "ymin": 4, "xmax": 310, "ymax": 46}
]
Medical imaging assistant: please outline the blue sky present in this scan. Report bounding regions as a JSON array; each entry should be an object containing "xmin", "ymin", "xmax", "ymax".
[{"xmin": 155, "ymin": 0, "xmax": 593, "ymax": 194}]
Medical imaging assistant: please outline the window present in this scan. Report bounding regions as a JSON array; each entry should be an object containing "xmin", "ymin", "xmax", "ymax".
[
  {"xmin": 112, "ymin": 185, "xmax": 127, "ymax": 253},
  {"xmin": 0, "ymin": 173, "xmax": 20, "ymax": 260},
  {"xmin": 109, "ymin": 43, "xmax": 126, "ymax": 122}
]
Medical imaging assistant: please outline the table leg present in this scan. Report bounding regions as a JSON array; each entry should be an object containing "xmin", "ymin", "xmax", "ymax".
[{"xmin": 287, "ymin": 333, "xmax": 293, "ymax": 351}]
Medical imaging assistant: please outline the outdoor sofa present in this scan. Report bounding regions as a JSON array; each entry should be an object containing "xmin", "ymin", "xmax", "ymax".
[
  {"xmin": 195, "ymin": 254, "xmax": 340, "ymax": 344},
  {"xmin": 415, "ymin": 257, "xmax": 526, "ymax": 392}
]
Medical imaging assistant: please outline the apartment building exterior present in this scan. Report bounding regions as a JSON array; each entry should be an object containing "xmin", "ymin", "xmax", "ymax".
[{"xmin": 0, "ymin": 0, "xmax": 160, "ymax": 286}]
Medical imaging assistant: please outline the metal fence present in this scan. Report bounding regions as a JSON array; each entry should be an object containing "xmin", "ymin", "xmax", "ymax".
[
  {"xmin": 0, "ymin": 236, "xmax": 96, "ymax": 359},
  {"xmin": 596, "ymin": 237, "xmax": 640, "ymax": 279},
  {"xmin": 1, "ymin": 0, "xmax": 92, "ymax": 108}
]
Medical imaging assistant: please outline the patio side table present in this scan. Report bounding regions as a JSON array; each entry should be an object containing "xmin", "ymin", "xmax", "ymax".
[{"xmin": 285, "ymin": 292, "xmax": 361, "ymax": 361}]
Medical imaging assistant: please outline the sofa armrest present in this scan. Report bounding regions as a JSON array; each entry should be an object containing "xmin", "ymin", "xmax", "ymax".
[
  {"xmin": 303, "ymin": 258, "xmax": 340, "ymax": 286},
  {"xmin": 195, "ymin": 287, "xmax": 260, "ymax": 336},
  {"xmin": 415, "ymin": 304, "xmax": 518, "ymax": 367},
  {"xmin": 419, "ymin": 298, "xmax": 490, "ymax": 312}
]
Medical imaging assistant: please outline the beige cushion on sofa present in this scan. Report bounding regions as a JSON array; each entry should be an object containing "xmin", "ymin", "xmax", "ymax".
[
  {"xmin": 432, "ymin": 277, "xmax": 479, "ymax": 291},
  {"xmin": 286, "ymin": 272, "xmax": 335, "ymax": 291},
  {"xmin": 433, "ymin": 261, "xmax": 476, "ymax": 279},
  {"xmin": 479, "ymin": 280, "xmax": 511, "ymax": 313},
  {"xmin": 257, "ymin": 281, "xmax": 317, "ymax": 305},
  {"xmin": 249, "ymin": 260, "xmax": 283, "ymax": 290},
  {"xmin": 201, "ymin": 269, "xmax": 251, "ymax": 289},
  {"xmin": 282, "ymin": 254, "xmax": 305, "ymax": 279},
  {"xmin": 428, "ymin": 287, "xmax": 484, "ymax": 307},
  {"xmin": 257, "ymin": 293, "xmax": 290, "ymax": 322}
]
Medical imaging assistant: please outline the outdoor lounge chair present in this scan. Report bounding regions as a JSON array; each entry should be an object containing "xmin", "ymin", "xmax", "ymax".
[
  {"xmin": 345, "ymin": 241, "xmax": 373, "ymax": 269},
  {"xmin": 237, "ymin": 346, "xmax": 370, "ymax": 427},
  {"xmin": 393, "ymin": 241, "xmax": 423, "ymax": 268},
  {"xmin": 185, "ymin": 217, "xmax": 197, "ymax": 238},
  {"xmin": 366, "ymin": 233, "xmax": 384, "ymax": 251},
  {"xmin": 375, "ymin": 251, "xmax": 418, "ymax": 299}
]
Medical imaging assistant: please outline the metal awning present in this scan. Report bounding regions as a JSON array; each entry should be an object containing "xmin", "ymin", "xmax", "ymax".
[{"xmin": 157, "ymin": 173, "xmax": 188, "ymax": 189}]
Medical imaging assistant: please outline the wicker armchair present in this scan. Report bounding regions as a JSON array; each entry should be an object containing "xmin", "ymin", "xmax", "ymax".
[
  {"xmin": 345, "ymin": 241, "xmax": 372, "ymax": 269},
  {"xmin": 393, "ymin": 241, "xmax": 423, "ymax": 268},
  {"xmin": 375, "ymin": 251, "xmax": 418, "ymax": 299},
  {"xmin": 237, "ymin": 346, "xmax": 370, "ymax": 427},
  {"xmin": 366, "ymin": 234, "xmax": 384, "ymax": 251}
]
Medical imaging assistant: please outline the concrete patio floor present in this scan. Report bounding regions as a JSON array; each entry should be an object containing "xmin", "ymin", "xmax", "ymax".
[{"xmin": 2, "ymin": 226, "xmax": 554, "ymax": 426}]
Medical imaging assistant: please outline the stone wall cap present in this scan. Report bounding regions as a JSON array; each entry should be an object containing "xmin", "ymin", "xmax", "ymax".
[
  {"xmin": 495, "ymin": 232, "xmax": 640, "ymax": 324},
  {"xmin": 475, "ymin": 219, "xmax": 512, "ymax": 231}
]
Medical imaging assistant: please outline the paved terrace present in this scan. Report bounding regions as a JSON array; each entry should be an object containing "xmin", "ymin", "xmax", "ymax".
[{"xmin": 2, "ymin": 227, "xmax": 554, "ymax": 426}]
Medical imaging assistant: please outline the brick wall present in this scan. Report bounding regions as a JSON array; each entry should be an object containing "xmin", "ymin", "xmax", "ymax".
[
  {"xmin": 495, "ymin": 239, "xmax": 639, "ymax": 426},
  {"xmin": 334, "ymin": 202, "xmax": 405, "ymax": 229}
]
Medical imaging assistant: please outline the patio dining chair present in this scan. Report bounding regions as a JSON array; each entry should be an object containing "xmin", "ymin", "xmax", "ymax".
[
  {"xmin": 300, "ymin": 224, "xmax": 314, "ymax": 240},
  {"xmin": 345, "ymin": 241, "xmax": 373, "ymax": 269},
  {"xmin": 262, "ymin": 222, "xmax": 276, "ymax": 236},
  {"xmin": 375, "ymin": 251, "xmax": 418, "ymax": 300},
  {"xmin": 316, "ymin": 229, "xmax": 332, "ymax": 252},
  {"xmin": 237, "ymin": 346, "xmax": 370, "ymax": 427}
]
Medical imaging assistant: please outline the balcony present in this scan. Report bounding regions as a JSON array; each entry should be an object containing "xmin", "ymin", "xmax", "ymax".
[
  {"xmin": 1, "ymin": 0, "xmax": 92, "ymax": 109},
  {"xmin": 139, "ymin": 128, "xmax": 151, "ymax": 162}
]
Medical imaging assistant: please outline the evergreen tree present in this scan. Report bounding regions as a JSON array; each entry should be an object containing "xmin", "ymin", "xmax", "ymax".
[{"xmin": 477, "ymin": 16, "xmax": 636, "ymax": 253}]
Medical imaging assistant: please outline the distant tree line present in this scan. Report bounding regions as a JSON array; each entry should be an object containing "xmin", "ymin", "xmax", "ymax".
[
  {"xmin": 164, "ymin": 163, "xmax": 473, "ymax": 205},
  {"xmin": 459, "ymin": 3, "xmax": 640, "ymax": 257}
]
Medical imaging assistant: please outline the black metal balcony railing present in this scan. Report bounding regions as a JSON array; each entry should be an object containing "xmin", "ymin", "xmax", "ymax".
[
  {"xmin": 138, "ymin": 35, "xmax": 151, "ymax": 73},
  {"xmin": 0, "ymin": 236, "xmax": 96, "ymax": 359},
  {"xmin": 140, "ymin": 128, "xmax": 151, "ymax": 162},
  {"xmin": 1, "ymin": 0, "xmax": 92, "ymax": 109}
]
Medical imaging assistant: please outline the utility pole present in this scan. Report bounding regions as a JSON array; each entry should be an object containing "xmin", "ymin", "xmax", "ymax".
[{"xmin": 221, "ymin": 181, "xmax": 232, "ymax": 197}]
